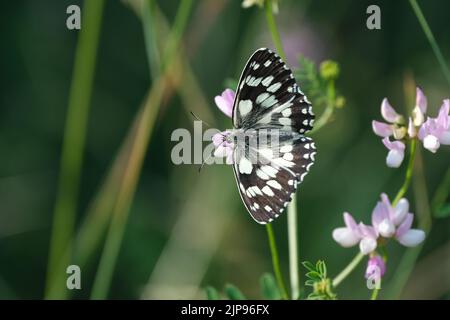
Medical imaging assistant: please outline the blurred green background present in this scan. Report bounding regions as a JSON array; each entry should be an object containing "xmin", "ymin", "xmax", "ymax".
[{"xmin": 0, "ymin": 0, "xmax": 449, "ymax": 299}]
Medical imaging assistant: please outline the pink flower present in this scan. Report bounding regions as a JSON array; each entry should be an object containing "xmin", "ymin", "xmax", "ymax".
[
  {"xmin": 365, "ymin": 255, "xmax": 386, "ymax": 280},
  {"xmin": 371, "ymin": 98, "xmax": 403, "ymax": 138},
  {"xmin": 382, "ymin": 137, "xmax": 405, "ymax": 168},
  {"xmin": 358, "ymin": 223, "xmax": 378, "ymax": 254},
  {"xmin": 212, "ymin": 131, "xmax": 234, "ymax": 164},
  {"xmin": 372, "ymin": 193, "xmax": 408, "ymax": 237},
  {"xmin": 395, "ymin": 213, "xmax": 426, "ymax": 247},
  {"xmin": 418, "ymin": 99, "xmax": 450, "ymax": 153},
  {"xmin": 332, "ymin": 194, "xmax": 425, "ymax": 255},
  {"xmin": 381, "ymin": 98, "xmax": 403, "ymax": 124},
  {"xmin": 214, "ymin": 89, "xmax": 235, "ymax": 118},
  {"xmin": 372, "ymin": 120, "xmax": 393, "ymax": 137},
  {"xmin": 332, "ymin": 212, "xmax": 361, "ymax": 247},
  {"xmin": 412, "ymin": 87, "xmax": 427, "ymax": 126}
]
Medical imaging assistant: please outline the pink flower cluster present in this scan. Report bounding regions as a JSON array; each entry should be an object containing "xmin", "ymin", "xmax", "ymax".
[
  {"xmin": 332, "ymin": 193, "xmax": 425, "ymax": 255},
  {"xmin": 372, "ymin": 87, "xmax": 450, "ymax": 167}
]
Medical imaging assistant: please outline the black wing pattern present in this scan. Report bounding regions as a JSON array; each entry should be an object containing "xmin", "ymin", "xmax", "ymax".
[{"xmin": 232, "ymin": 48, "xmax": 315, "ymax": 134}]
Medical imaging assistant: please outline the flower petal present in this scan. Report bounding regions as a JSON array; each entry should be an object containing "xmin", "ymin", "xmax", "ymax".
[
  {"xmin": 396, "ymin": 229, "xmax": 425, "ymax": 247},
  {"xmin": 393, "ymin": 198, "xmax": 409, "ymax": 226},
  {"xmin": 214, "ymin": 89, "xmax": 235, "ymax": 118},
  {"xmin": 365, "ymin": 255, "xmax": 386, "ymax": 279},
  {"xmin": 332, "ymin": 227, "xmax": 360, "ymax": 247},
  {"xmin": 381, "ymin": 98, "xmax": 402, "ymax": 123},
  {"xmin": 372, "ymin": 120, "xmax": 393, "ymax": 137},
  {"xmin": 371, "ymin": 201, "xmax": 389, "ymax": 229},
  {"xmin": 212, "ymin": 133, "xmax": 224, "ymax": 147},
  {"xmin": 436, "ymin": 99, "xmax": 449, "ymax": 129},
  {"xmin": 386, "ymin": 149, "xmax": 404, "ymax": 168},
  {"xmin": 440, "ymin": 129, "xmax": 450, "ymax": 145},
  {"xmin": 378, "ymin": 218, "xmax": 396, "ymax": 237},
  {"xmin": 423, "ymin": 134, "xmax": 440, "ymax": 153},
  {"xmin": 343, "ymin": 212, "xmax": 359, "ymax": 231},
  {"xmin": 395, "ymin": 213, "xmax": 413, "ymax": 238},
  {"xmin": 416, "ymin": 87, "xmax": 427, "ymax": 114},
  {"xmin": 408, "ymin": 117, "xmax": 416, "ymax": 138},
  {"xmin": 359, "ymin": 237, "xmax": 377, "ymax": 255}
]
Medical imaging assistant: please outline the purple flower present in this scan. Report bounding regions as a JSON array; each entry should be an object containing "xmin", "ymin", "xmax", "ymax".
[
  {"xmin": 212, "ymin": 131, "xmax": 234, "ymax": 164},
  {"xmin": 371, "ymin": 98, "xmax": 403, "ymax": 138},
  {"xmin": 395, "ymin": 213, "xmax": 426, "ymax": 247},
  {"xmin": 214, "ymin": 89, "xmax": 235, "ymax": 118},
  {"xmin": 418, "ymin": 99, "xmax": 450, "ymax": 153},
  {"xmin": 358, "ymin": 223, "xmax": 378, "ymax": 254},
  {"xmin": 365, "ymin": 255, "xmax": 386, "ymax": 280},
  {"xmin": 332, "ymin": 194, "xmax": 425, "ymax": 255},
  {"xmin": 332, "ymin": 212, "xmax": 361, "ymax": 247},
  {"xmin": 412, "ymin": 87, "xmax": 427, "ymax": 126},
  {"xmin": 408, "ymin": 117, "xmax": 416, "ymax": 138},
  {"xmin": 382, "ymin": 137, "xmax": 405, "ymax": 168},
  {"xmin": 381, "ymin": 98, "xmax": 403, "ymax": 124}
]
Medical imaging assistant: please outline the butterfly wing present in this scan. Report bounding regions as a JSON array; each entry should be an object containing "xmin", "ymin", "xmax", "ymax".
[
  {"xmin": 232, "ymin": 131, "xmax": 316, "ymax": 224},
  {"xmin": 232, "ymin": 48, "xmax": 314, "ymax": 134}
]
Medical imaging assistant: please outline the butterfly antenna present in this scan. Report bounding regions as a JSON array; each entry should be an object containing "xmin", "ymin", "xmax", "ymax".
[
  {"xmin": 190, "ymin": 111, "xmax": 212, "ymax": 128},
  {"xmin": 198, "ymin": 152, "xmax": 214, "ymax": 173}
]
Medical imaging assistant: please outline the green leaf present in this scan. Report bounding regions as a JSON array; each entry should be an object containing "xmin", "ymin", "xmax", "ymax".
[
  {"xmin": 316, "ymin": 260, "xmax": 327, "ymax": 278},
  {"xmin": 305, "ymin": 280, "xmax": 315, "ymax": 287},
  {"xmin": 434, "ymin": 203, "xmax": 450, "ymax": 218},
  {"xmin": 301, "ymin": 261, "xmax": 315, "ymax": 272},
  {"xmin": 305, "ymin": 271, "xmax": 321, "ymax": 281},
  {"xmin": 260, "ymin": 273, "xmax": 281, "ymax": 300},
  {"xmin": 224, "ymin": 284, "xmax": 246, "ymax": 300},
  {"xmin": 205, "ymin": 286, "xmax": 220, "ymax": 300}
]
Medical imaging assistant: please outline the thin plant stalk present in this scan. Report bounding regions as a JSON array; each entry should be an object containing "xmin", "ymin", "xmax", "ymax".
[
  {"xmin": 90, "ymin": 0, "xmax": 193, "ymax": 299},
  {"xmin": 266, "ymin": 224, "xmax": 289, "ymax": 299},
  {"xmin": 332, "ymin": 252, "xmax": 364, "ymax": 287},
  {"xmin": 45, "ymin": 0, "xmax": 105, "ymax": 299},
  {"xmin": 409, "ymin": 0, "xmax": 450, "ymax": 87},
  {"xmin": 264, "ymin": 0, "xmax": 298, "ymax": 299}
]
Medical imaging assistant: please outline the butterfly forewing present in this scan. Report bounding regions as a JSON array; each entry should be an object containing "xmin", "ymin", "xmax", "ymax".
[{"xmin": 232, "ymin": 48, "xmax": 315, "ymax": 134}]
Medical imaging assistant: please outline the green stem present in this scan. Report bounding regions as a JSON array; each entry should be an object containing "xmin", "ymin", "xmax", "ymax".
[
  {"xmin": 287, "ymin": 196, "xmax": 299, "ymax": 299},
  {"xmin": 371, "ymin": 287, "xmax": 380, "ymax": 300},
  {"xmin": 90, "ymin": 0, "xmax": 193, "ymax": 299},
  {"xmin": 332, "ymin": 252, "xmax": 364, "ymax": 288},
  {"xmin": 310, "ymin": 79, "xmax": 335, "ymax": 134},
  {"xmin": 264, "ymin": 0, "xmax": 285, "ymax": 60},
  {"xmin": 45, "ymin": 0, "xmax": 105, "ymax": 299},
  {"xmin": 392, "ymin": 139, "xmax": 417, "ymax": 206},
  {"xmin": 264, "ymin": 0, "xmax": 298, "ymax": 299},
  {"xmin": 266, "ymin": 224, "xmax": 289, "ymax": 300},
  {"xmin": 142, "ymin": 0, "xmax": 161, "ymax": 80},
  {"xmin": 409, "ymin": 0, "xmax": 450, "ymax": 87}
]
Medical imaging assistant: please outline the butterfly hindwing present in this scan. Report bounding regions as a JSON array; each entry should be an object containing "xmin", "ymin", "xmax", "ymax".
[
  {"xmin": 232, "ymin": 132, "xmax": 316, "ymax": 224},
  {"xmin": 232, "ymin": 48, "xmax": 315, "ymax": 134}
]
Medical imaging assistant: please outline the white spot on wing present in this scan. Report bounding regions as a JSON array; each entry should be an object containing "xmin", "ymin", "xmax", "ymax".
[
  {"xmin": 261, "ymin": 75, "xmax": 274, "ymax": 87},
  {"xmin": 239, "ymin": 157, "xmax": 253, "ymax": 174},
  {"xmin": 262, "ymin": 185, "xmax": 274, "ymax": 196},
  {"xmin": 267, "ymin": 180, "xmax": 282, "ymax": 190},
  {"xmin": 267, "ymin": 82, "xmax": 282, "ymax": 93},
  {"xmin": 239, "ymin": 100, "xmax": 253, "ymax": 116},
  {"xmin": 260, "ymin": 165, "xmax": 278, "ymax": 177}
]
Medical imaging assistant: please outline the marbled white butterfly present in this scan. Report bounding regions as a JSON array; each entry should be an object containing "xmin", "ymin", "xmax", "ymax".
[{"xmin": 217, "ymin": 48, "xmax": 316, "ymax": 224}]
